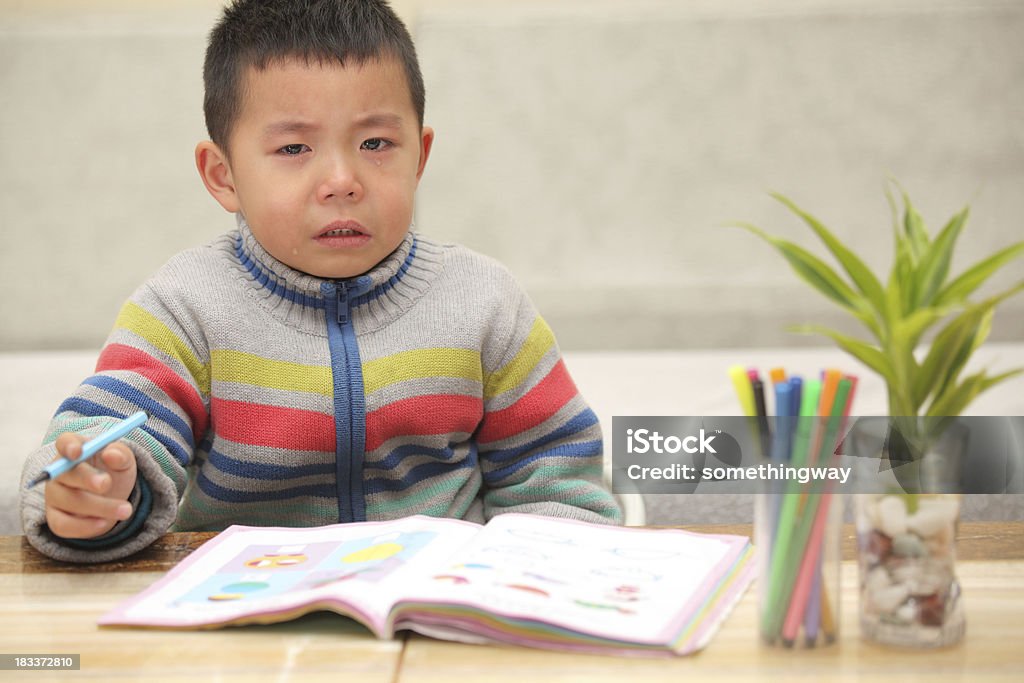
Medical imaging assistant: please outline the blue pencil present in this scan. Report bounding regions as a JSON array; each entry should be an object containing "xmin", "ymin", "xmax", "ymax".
[
  {"xmin": 805, "ymin": 558, "xmax": 823, "ymax": 645},
  {"xmin": 26, "ymin": 411, "xmax": 149, "ymax": 488}
]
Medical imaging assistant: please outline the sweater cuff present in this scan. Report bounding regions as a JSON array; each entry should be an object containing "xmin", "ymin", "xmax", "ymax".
[{"xmin": 59, "ymin": 477, "xmax": 153, "ymax": 551}]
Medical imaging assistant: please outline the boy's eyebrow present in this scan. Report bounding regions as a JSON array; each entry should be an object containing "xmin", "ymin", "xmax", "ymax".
[
  {"xmin": 262, "ymin": 114, "xmax": 404, "ymax": 138},
  {"xmin": 354, "ymin": 112, "xmax": 404, "ymax": 129},
  {"xmin": 262, "ymin": 120, "xmax": 320, "ymax": 137}
]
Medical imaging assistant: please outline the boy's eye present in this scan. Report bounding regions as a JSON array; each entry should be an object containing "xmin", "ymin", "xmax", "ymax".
[
  {"xmin": 278, "ymin": 143, "xmax": 309, "ymax": 155},
  {"xmin": 360, "ymin": 138, "xmax": 390, "ymax": 152}
]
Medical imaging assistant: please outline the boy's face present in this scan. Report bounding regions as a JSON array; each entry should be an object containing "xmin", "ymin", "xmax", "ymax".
[{"xmin": 196, "ymin": 57, "xmax": 433, "ymax": 279}]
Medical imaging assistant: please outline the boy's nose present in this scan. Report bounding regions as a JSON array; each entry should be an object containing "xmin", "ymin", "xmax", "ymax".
[{"xmin": 317, "ymin": 155, "xmax": 363, "ymax": 203}]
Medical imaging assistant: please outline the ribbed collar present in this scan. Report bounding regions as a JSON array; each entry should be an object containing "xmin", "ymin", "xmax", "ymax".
[{"xmin": 227, "ymin": 214, "xmax": 443, "ymax": 336}]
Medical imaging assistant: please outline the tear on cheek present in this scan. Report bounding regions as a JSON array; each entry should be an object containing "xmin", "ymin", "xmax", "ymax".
[{"xmin": 292, "ymin": 248, "xmax": 299, "ymax": 256}]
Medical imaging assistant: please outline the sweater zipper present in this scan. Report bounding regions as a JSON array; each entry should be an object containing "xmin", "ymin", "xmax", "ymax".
[{"xmin": 323, "ymin": 277, "xmax": 371, "ymax": 523}]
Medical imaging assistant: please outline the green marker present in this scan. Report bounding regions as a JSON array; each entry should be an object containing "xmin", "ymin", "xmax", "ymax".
[{"xmin": 760, "ymin": 379, "xmax": 821, "ymax": 642}]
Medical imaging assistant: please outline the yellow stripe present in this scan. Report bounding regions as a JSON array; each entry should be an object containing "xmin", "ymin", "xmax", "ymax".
[
  {"xmin": 484, "ymin": 316, "xmax": 555, "ymax": 400},
  {"xmin": 211, "ymin": 350, "xmax": 332, "ymax": 395},
  {"xmin": 115, "ymin": 301, "xmax": 210, "ymax": 394},
  {"xmin": 362, "ymin": 348, "xmax": 482, "ymax": 396}
]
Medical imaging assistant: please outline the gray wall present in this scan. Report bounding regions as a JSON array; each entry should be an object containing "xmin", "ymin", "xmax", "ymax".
[{"xmin": 2, "ymin": 0, "xmax": 1023, "ymax": 352}]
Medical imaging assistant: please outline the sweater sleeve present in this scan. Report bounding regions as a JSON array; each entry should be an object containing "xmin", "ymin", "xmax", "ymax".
[
  {"xmin": 475, "ymin": 284, "xmax": 622, "ymax": 525},
  {"xmin": 20, "ymin": 280, "xmax": 209, "ymax": 562}
]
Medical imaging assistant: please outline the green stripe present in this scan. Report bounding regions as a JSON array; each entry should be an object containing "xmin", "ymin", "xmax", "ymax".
[
  {"xmin": 44, "ymin": 415, "xmax": 117, "ymax": 445},
  {"xmin": 484, "ymin": 461, "xmax": 603, "ymax": 486},
  {"xmin": 367, "ymin": 476, "xmax": 472, "ymax": 517},
  {"xmin": 126, "ymin": 426, "xmax": 189, "ymax": 493},
  {"xmin": 484, "ymin": 489, "xmax": 621, "ymax": 523},
  {"xmin": 46, "ymin": 414, "xmax": 189, "ymax": 494},
  {"xmin": 175, "ymin": 491, "xmax": 336, "ymax": 529}
]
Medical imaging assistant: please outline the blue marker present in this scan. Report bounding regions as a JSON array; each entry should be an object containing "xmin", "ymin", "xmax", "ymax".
[{"xmin": 26, "ymin": 411, "xmax": 148, "ymax": 488}]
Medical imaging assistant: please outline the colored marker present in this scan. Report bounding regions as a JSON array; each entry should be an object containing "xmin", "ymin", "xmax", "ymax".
[
  {"xmin": 798, "ymin": 369, "xmax": 840, "ymax": 645},
  {"xmin": 780, "ymin": 378, "xmax": 852, "ymax": 645},
  {"xmin": 769, "ymin": 379, "xmax": 793, "ymax": 534},
  {"xmin": 728, "ymin": 365, "xmax": 756, "ymax": 417},
  {"xmin": 804, "ymin": 563, "xmax": 823, "ymax": 646},
  {"xmin": 750, "ymin": 375, "xmax": 771, "ymax": 458},
  {"xmin": 760, "ymin": 379, "xmax": 821, "ymax": 643},
  {"xmin": 26, "ymin": 411, "xmax": 148, "ymax": 488}
]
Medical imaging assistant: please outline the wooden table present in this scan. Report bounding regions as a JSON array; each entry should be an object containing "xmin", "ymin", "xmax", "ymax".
[{"xmin": 2, "ymin": 523, "xmax": 1022, "ymax": 682}]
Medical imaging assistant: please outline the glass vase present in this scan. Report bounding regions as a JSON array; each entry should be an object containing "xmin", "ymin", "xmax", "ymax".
[{"xmin": 855, "ymin": 493, "xmax": 965, "ymax": 647}]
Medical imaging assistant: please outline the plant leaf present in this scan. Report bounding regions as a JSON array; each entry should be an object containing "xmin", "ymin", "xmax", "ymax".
[
  {"xmin": 913, "ymin": 309, "xmax": 983, "ymax": 410},
  {"xmin": 925, "ymin": 370, "xmax": 986, "ymax": 420},
  {"xmin": 914, "ymin": 207, "xmax": 968, "ymax": 308},
  {"xmin": 924, "ymin": 367, "xmax": 1023, "ymax": 420},
  {"xmin": 729, "ymin": 223, "xmax": 880, "ymax": 335},
  {"xmin": 913, "ymin": 282, "xmax": 1024, "ymax": 408},
  {"xmin": 888, "ymin": 233, "xmax": 917, "ymax": 319},
  {"xmin": 896, "ymin": 306, "xmax": 953, "ymax": 352},
  {"xmin": 884, "ymin": 180, "xmax": 902, "ymax": 242},
  {"xmin": 934, "ymin": 241, "xmax": 1024, "ymax": 306},
  {"xmin": 901, "ymin": 189, "xmax": 930, "ymax": 263},
  {"xmin": 943, "ymin": 307, "xmax": 993, "ymax": 393},
  {"xmin": 771, "ymin": 193, "xmax": 889, "ymax": 324},
  {"xmin": 789, "ymin": 323, "xmax": 897, "ymax": 387}
]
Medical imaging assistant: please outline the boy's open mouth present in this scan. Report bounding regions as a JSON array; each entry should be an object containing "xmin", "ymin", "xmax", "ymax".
[
  {"xmin": 315, "ymin": 221, "xmax": 371, "ymax": 247},
  {"xmin": 317, "ymin": 221, "xmax": 368, "ymax": 238}
]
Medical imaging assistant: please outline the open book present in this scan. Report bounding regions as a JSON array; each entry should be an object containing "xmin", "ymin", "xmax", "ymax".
[{"xmin": 100, "ymin": 513, "xmax": 754, "ymax": 657}]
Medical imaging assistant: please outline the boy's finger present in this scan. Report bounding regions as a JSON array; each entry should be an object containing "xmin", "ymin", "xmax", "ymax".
[
  {"xmin": 54, "ymin": 432, "xmax": 86, "ymax": 460},
  {"xmin": 46, "ymin": 506, "xmax": 115, "ymax": 539},
  {"xmin": 47, "ymin": 482, "xmax": 133, "ymax": 522},
  {"xmin": 98, "ymin": 443, "xmax": 134, "ymax": 473},
  {"xmin": 54, "ymin": 459, "xmax": 110, "ymax": 494}
]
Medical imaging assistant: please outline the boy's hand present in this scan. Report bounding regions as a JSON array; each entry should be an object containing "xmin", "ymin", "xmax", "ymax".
[{"xmin": 44, "ymin": 433, "xmax": 138, "ymax": 539}]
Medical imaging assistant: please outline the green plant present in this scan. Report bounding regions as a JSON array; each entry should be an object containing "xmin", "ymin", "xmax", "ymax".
[{"xmin": 736, "ymin": 184, "xmax": 1024, "ymax": 451}]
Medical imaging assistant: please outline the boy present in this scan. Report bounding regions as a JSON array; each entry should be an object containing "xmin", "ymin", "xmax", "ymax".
[{"xmin": 20, "ymin": 0, "xmax": 621, "ymax": 563}]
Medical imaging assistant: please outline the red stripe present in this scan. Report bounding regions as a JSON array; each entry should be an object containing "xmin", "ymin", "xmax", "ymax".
[
  {"xmin": 96, "ymin": 343, "xmax": 209, "ymax": 438},
  {"xmin": 365, "ymin": 394, "xmax": 482, "ymax": 453},
  {"xmin": 212, "ymin": 398, "xmax": 335, "ymax": 451},
  {"xmin": 477, "ymin": 359, "xmax": 577, "ymax": 444}
]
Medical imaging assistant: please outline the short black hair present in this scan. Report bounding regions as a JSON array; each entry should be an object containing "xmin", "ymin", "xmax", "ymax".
[{"xmin": 203, "ymin": 0, "xmax": 425, "ymax": 153}]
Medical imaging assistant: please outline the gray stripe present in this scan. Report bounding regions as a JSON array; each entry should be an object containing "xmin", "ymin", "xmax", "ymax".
[
  {"xmin": 479, "ymin": 392, "xmax": 600, "ymax": 451},
  {"xmin": 211, "ymin": 380, "xmax": 332, "ymax": 413},
  {"xmin": 365, "ymin": 375, "xmax": 482, "ymax": 408}
]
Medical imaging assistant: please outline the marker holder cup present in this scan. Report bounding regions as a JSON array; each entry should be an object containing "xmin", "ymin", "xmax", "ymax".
[{"xmin": 755, "ymin": 472, "xmax": 842, "ymax": 648}]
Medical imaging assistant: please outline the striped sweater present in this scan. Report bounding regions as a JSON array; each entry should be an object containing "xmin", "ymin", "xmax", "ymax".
[{"xmin": 21, "ymin": 218, "xmax": 621, "ymax": 562}]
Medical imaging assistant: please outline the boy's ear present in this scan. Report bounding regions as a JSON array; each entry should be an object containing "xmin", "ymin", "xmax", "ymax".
[
  {"xmin": 415, "ymin": 126, "xmax": 434, "ymax": 182},
  {"xmin": 195, "ymin": 140, "xmax": 240, "ymax": 213}
]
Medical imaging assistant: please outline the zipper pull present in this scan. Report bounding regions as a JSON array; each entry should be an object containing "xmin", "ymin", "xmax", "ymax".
[{"xmin": 336, "ymin": 282, "xmax": 349, "ymax": 325}]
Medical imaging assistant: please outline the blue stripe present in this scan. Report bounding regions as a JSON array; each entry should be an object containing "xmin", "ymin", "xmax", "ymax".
[
  {"xmin": 234, "ymin": 233, "xmax": 418, "ymax": 312},
  {"xmin": 365, "ymin": 440, "xmax": 471, "ymax": 471},
  {"xmin": 365, "ymin": 457, "xmax": 477, "ymax": 494},
  {"xmin": 235, "ymin": 234, "xmax": 325, "ymax": 310},
  {"xmin": 353, "ymin": 236, "xmax": 418, "ymax": 307},
  {"xmin": 481, "ymin": 408, "xmax": 600, "ymax": 465},
  {"xmin": 82, "ymin": 376, "xmax": 195, "ymax": 448},
  {"xmin": 481, "ymin": 440, "xmax": 602, "ymax": 485},
  {"xmin": 52, "ymin": 398, "xmax": 190, "ymax": 466},
  {"xmin": 196, "ymin": 469, "xmax": 335, "ymax": 503},
  {"xmin": 206, "ymin": 445, "xmax": 334, "ymax": 480}
]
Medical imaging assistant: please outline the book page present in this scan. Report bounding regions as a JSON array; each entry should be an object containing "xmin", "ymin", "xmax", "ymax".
[
  {"xmin": 394, "ymin": 513, "xmax": 748, "ymax": 645},
  {"xmin": 99, "ymin": 516, "xmax": 481, "ymax": 633}
]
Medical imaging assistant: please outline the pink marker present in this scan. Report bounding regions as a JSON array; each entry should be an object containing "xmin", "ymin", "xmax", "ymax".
[{"xmin": 781, "ymin": 489, "xmax": 836, "ymax": 643}]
